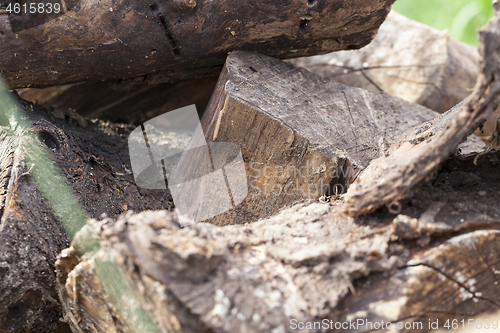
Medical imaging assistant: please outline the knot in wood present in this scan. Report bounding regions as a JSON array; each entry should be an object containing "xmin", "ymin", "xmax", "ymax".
[{"xmin": 172, "ymin": 0, "xmax": 196, "ymax": 12}]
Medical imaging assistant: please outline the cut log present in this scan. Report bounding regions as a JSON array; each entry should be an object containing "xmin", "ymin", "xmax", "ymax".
[
  {"xmin": 0, "ymin": 94, "xmax": 173, "ymax": 332},
  {"xmin": 194, "ymin": 50, "xmax": 467, "ymax": 225},
  {"xmin": 17, "ymin": 76, "xmax": 219, "ymax": 124},
  {"xmin": 342, "ymin": 6, "xmax": 500, "ymax": 217},
  {"xmin": 288, "ymin": 11, "xmax": 480, "ymax": 114},
  {"xmin": 0, "ymin": 0, "xmax": 395, "ymax": 89},
  {"xmin": 55, "ymin": 150, "xmax": 500, "ymax": 333}
]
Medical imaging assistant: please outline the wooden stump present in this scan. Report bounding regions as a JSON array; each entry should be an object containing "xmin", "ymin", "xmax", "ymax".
[{"xmin": 0, "ymin": 0, "xmax": 395, "ymax": 89}]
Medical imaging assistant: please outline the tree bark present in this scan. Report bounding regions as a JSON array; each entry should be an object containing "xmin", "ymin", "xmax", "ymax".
[
  {"xmin": 0, "ymin": 0, "xmax": 395, "ymax": 89},
  {"xmin": 55, "ymin": 150, "xmax": 500, "ymax": 333},
  {"xmin": 0, "ymin": 95, "xmax": 173, "ymax": 332}
]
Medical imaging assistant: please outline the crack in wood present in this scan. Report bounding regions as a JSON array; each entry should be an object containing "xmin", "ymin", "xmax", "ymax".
[
  {"xmin": 404, "ymin": 263, "xmax": 500, "ymax": 309},
  {"xmin": 341, "ymin": 90, "xmax": 359, "ymax": 155},
  {"xmin": 158, "ymin": 15, "xmax": 180, "ymax": 56},
  {"xmin": 360, "ymin": 70, "xmax": 383, "ymax": 92}
]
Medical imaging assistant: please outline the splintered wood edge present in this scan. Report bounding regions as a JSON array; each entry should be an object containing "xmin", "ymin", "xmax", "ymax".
[
  {"xmin": 339, "ymin": 230, "xmax": 500, "ymax": 330},
  {"xmin": 341, "ymin": 12, "xmax": 500, "ymax": 217}
]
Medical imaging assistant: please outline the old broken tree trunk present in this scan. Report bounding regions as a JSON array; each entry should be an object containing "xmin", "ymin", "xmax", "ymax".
[
  {"xmin": 0, "ymin": 51, "xmax": 485, "ymax": 332},
  {"xmin": 0, "ymin": 49, "xmax": 456, "ymax": 332},
  {"xmin": 3, "ymin": 3, "xmax": 500, "ymax": 333},
  {"xmin": 1, "ymin": 32, "xmax": 491, "ymax": 332},
  {"xmin": 0, "ymin": 0, "xmax": 395, "ymax": 89},
  {"xmin": 0, "ymin": 96, "xmax": 173, "ymax": 333}
]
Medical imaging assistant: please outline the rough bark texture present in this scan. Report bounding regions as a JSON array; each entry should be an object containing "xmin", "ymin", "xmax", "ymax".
[
  {"xmin": 0, "ymin": 0, "xmax": 395, "ymax": 89},
  {"xmin": 55, "ymin": 150, "xmax": 500, "ymax": 333},
  {"xmin": 342, "ymin": 6, "xmax": 500, "ymax": 217},
  {"xmin": 288, "ymin": 11, "xmax": 479, "ymax": 114},
  {"xmin": 17, "ymin": 76, "xmax": 220, "ymax": 125},
  {"xmin": 0, "ymin": 95, "xmax": 172, "ymax": 332},
  {"xmin": 0, "ymin": 123, "xmax": 72, "ymax": 333},
  {"xmin": 195, "ymin": 50, "xmax": 479, "ymax": 225}
]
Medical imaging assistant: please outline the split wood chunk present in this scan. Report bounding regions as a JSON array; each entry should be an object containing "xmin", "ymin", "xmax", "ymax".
[
  {"xmin": 342, "ymin": 7, "xmax": 500, "ymax": 217},
  {"xmin": 0, "ymin": 96, "xmax": 172, "ymax": 332},
  {"xmin": 197, "ymin": 51, "xmax": 443, "ymax": 225},
  {"xmin": 288, "ymin": 11, "xmax": 480, "ymax": 114},
  {"xmin": 55, "ymin": 150, "xmax": 500, "ymax": 333},
  {"xmin": 0, "ymin": 0, "xmax": 395, "ymax": 89}
]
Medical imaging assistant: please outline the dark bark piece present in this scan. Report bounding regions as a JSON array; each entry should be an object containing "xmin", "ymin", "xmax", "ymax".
[
  {"xmin": 288, "ymin": 11, "xmax": 479, "ymax": 114},
  {"xmin": 55, "ymin": 150, "xmax": 500, "ymax": 333},
  {"xmin": 0, "ymin": 124, "xmax": 73, "ymax": 333},
  {"xmin": 342, "ymin": 8, "xmax": 500, "ymax": 217},
  {"xmin": 17, "ymin": 76, "xmax": 220, "ymax": 125},
  {"xmin": 0, "ymin": 0, "xmax": 395, "ymax": 89},
  {"xmin": 193, "ymin": 51, "xmax": 449, "ymax": 225},
  {"xmin": 0, "ymin": 95, "xmax": 173, "ymax": 332}
]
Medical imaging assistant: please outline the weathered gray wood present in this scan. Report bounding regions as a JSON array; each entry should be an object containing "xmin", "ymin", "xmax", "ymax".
[
  {"xmin": 288, "ymin": 11, "xmax": 480, "ymax": 114},
  {"xmin": 55, "ymin": 150, "xmax": 500, "ymax": 333},
  {"xmin": 194, "ymin": 50, "xmax": 451, "ymax": 225},
  {"xmin": 342, "ymin": 7, "xmax": 500, "ymax": 217},
  {"xmin": 0, "ymin": 0, "xmax": 395, "ymax": 89}
]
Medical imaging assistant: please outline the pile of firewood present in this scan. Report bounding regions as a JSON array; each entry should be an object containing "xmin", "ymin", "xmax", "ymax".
[{"xmin": 1, "ymin": 1, "xmax": 500, "ymax": 332}]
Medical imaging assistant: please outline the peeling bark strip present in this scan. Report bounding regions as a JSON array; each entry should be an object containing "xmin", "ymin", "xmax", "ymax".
[
  {"xmin": 288, "ymin": 11, "xmax": 479, "ymax": 114},
  {"xmin": 0, "ymin": 0, "xmax": 395, "ymax": 89},
  {"xmin": 342, "ymin": 6, "xmax": 500, "ymax": 217},
  {"xmin": 195, "ymin": 51, "xmax": 441, "ymax": 225},
  {"xmin": 0, "ymin": 96, "xmax": 172, "ymax": 332},
  {"xmin": 55, "ymin": 150, "xmax": 500, "ymax": 333}
]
